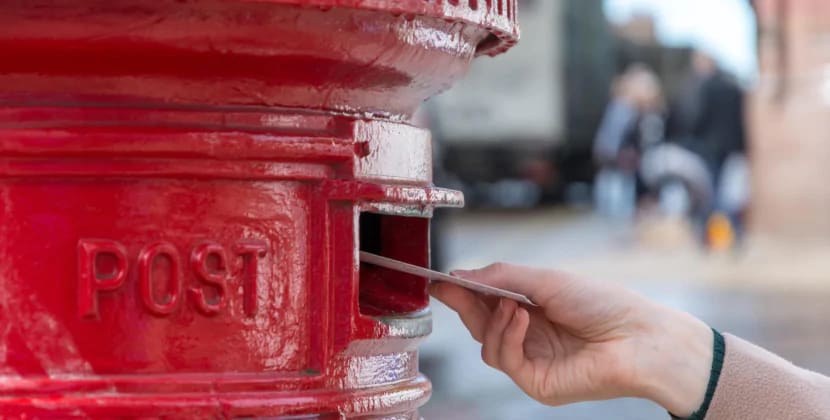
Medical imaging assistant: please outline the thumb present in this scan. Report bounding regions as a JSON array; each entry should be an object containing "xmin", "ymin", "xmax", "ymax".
[{"xmin": 452, "ymin": 263, "xmax": 567, "ymax": 307}]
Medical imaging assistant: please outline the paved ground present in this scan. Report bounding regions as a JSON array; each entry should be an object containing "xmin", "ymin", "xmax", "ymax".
[{"xmin": 419, "ymin": 209, "xmax": 830, "ymax": 419}]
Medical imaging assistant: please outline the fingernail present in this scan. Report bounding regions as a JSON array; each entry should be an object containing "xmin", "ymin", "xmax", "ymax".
[
  {"xmin": 507, "ymin": 307, "xmax": 518, "ymax": 324},
  {"xmin": 510, "ymin": 308, "xmax": 527, "ymax": 325},
  {"xmin": 450, "ymin": 269, "xmax": 470, "ymax": 278},
  {"xmin": 510, "ymin": 308, "xmax": 522, "ymax": 325}
]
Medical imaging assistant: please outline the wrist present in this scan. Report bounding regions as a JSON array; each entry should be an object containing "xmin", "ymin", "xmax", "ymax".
[{"xmin": 634, "ymin": 304, "xmax": 714, "ymax": 417}]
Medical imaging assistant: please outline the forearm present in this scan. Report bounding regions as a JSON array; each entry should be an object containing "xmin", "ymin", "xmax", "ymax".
[
  {"xmin": 633, "ymin": 304, "xmax": 830, "ymax": 419},
  {"xmin": 706, "ymin": 334, "xmax": 830, "ymax": 419}
]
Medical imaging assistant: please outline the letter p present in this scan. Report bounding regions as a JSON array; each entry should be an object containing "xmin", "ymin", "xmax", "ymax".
[{"xmin": 78, "ymin": 239, "xmax": 128, "ymax": 319}]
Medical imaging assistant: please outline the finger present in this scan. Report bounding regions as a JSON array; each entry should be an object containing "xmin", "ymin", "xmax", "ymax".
[
  {"xmin": 430, "ymin": 282, "xmax": 490, "ymax": 342},
  {"xmin": 500, "ymin": 306, "xmax": 531, "ymax": 377},
  {"xmin": 482, "ymin": 299, "xmax": 516, "ymax": 370},
  {"xmin": 453, "ymin": 263, "xmax": 567, "ymax": 306}
]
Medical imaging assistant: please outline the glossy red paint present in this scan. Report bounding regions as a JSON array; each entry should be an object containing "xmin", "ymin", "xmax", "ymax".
[{"xmin": 0, "ymin": 0, "xmax": 517, "ymax": 418}]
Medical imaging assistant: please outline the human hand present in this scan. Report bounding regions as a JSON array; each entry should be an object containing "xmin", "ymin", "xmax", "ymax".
[{"xmin": 430, "ymin": 263, "xmax": 713, "ymax": 417}]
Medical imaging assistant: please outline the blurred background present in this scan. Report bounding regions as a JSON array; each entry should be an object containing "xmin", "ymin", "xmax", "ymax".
[{"xmin": 419, "ymin": 0, "xmax": 830, "ymax": 418}]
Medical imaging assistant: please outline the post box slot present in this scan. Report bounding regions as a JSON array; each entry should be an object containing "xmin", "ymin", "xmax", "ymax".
[{"xmin": 358, "ymin": 212, "xmax": 430, "ymax": 316}]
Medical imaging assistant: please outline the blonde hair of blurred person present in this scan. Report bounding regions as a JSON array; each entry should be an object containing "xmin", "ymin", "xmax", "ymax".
[
  {"xmin": 595, "ymin": 63, "xmax": 663, "ymax": 164},
  {"xmin": 621, "ymin": 63, "xmax": 665, "ymax": 113}
]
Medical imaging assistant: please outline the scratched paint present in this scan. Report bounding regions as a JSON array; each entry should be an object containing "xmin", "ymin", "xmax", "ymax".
[{"xmin": 0, "ymin": 0, "xmax": 517, "ymax": 417}]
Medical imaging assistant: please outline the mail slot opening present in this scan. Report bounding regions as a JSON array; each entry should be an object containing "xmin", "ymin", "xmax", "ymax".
[{"xmin": 358, "ymin": 212, "xmax": 430, "ymax": 316}]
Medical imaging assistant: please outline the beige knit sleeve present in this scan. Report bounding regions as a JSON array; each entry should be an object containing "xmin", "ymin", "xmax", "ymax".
[{"xmin": 705, "ymin": 333, "xmax": 830, "ymax": 419}]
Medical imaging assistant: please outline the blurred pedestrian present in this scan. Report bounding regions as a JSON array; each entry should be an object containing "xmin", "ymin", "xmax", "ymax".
[
  {"xmin": 686, "ymin": 51, "xmax": 746, "ymax": 186},
  {"xmin": 668, "ymin": 51, "xmax": 749, "ymax": 247},
  {"xmin": 593, "ymin": 64, "xmax": 666, "ymax": 219}
]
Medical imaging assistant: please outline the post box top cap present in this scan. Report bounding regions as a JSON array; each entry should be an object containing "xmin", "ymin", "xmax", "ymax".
[{"xmin": 274, "ymin": 0, "xmax": 519, "ymax": 56}]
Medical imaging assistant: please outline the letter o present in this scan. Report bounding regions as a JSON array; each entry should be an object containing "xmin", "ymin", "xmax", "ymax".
[{"xmin": 138, "ymin": 241, "xmax": 182, "ymax": 316}]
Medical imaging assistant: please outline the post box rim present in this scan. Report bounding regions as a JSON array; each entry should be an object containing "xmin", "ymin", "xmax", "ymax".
[{"xmin": 245, "ymin": 0, "xmax": 520, "ymax": 56}]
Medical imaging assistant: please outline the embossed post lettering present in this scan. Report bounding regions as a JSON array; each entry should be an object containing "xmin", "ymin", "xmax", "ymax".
[
  {"xmin": 79, "ymin": 238, "xmax": 268, "ymax": 319},
  {"xmin": 138, "ymin": 242, "xmax": 182, "ymax": 316},
  {"xmin": 189, "ymin": 241, "xmax": 228, "ymax": 316},
  {"xmin": 77, "ymin": 239, "xmax": 129, "ymax": 318},
  {"xmin": 235, "ymin": 241, "xmax": 268, "ymax": 317}
]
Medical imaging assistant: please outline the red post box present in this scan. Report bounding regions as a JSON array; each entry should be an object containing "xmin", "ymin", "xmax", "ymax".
[{"xmin": 0, "ymin": 1, "xmax": 517, "ymax": 418}]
